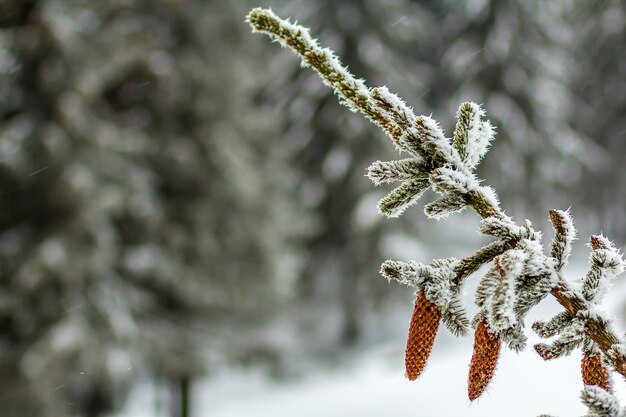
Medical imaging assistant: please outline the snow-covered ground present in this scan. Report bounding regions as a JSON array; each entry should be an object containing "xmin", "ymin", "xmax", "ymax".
[
  {"xmin": 200, "ymin": 346, "xmax": 589, "ymax": 417},
  {"xmin": 120, "ymin": 338, "xmax": 626, "ymax": 417},
  {"xmin": 118, "ymin": 265, "xmax": 626, "ymax": 417}
]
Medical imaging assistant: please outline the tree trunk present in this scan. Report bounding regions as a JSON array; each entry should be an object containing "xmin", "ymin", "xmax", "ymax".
[{"xmin": 170, "ymin": 375, "xmax": 192, "ymax": 417}]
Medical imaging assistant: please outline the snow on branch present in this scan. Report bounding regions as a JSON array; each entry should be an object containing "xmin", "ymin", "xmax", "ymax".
[
  {"xmin": 370, "ymin": 86, "xmax": 418, "ymax": 139},
  {"xmin": 534, "ymin": 318, "xmax": 585, "ymax": 360},
  {"xmin": 487, "ymin": 251, "xmax": 526, "ymax": 332},
  {"xmin": 580, "ymin": 385, "xmax": 622, "ymax": 417},
  {"xmin": 367, "ymin": 159, "xmax": 428, "ymax": 185},
  {"xmin": 377, "ymin": 177, "xmax": 430, "ymax": 218},
  {"xmin": 532, "ymin": 311, "xmax": 572, "ymax": 338},
  {"xmin": 424, "ymin": 194, "xmax": 467, "ymax": 220},
  {"xmin": 582, "ymin": 235, "xmax": 625, "ymax": 303},
  {"xmin": 247, "ymin": 8, "xmax": 405, "ymax": 150},
  {"xmin": 249, "ymin": 7, "xmax": 626, "ymax": 411},
  {"xmin": 480, "ymin": 216, "xmax": 524, "ymax": 241},
  {"xmin": 549, "ymin": 209, "xmax": 576, "ymax": 271},
  {"xmin": 380, "ymin": 260, "xmax": 429, "ymax": 288},
  {"xmin": 453, "ymin": 102, "xmax": 494, "ymax": 169},
  {"xmin": 413, "ymin": 115, "xmax": 462, "ymax": 165}
]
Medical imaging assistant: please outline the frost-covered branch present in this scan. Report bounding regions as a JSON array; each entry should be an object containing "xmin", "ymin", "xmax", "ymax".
[
  {"xmin": 248, "ymin": 6, "xmax": 626, "ymax": 410},
  {"xmin": 247, "ymin": 8, "xmax": 411, "ymax": 154}
]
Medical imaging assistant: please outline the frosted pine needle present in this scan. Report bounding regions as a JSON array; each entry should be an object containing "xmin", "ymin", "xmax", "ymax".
[
  {"xmin": 581, "ymin": 385, "xmax": 621, "ymax": 417},
  {"xmin": 549, "ymin": 209, "xmax": 576, "ymax": 271},
  {"xmin": 367, "ymin": 159, "xmax": 427, "ymax": 185},
  {"xmin": 442, "ymin": 292, "xmax": 470, "ymax": 336},
  {"xmin": 424, "ymin": 194, "xmax": 467, "ymax": 220},
  {"xmin": 487, "ymin": 252, "xmax": 525, "ymax": 332},
  {"xmin": 380, "ymin": 259, "xmax": 429, "ymax": 288},
  {"xmin": 377, "ymin": 178, "xmax": 430, "ymax": 218},
  {"xmin": 370, "ymin": 86, "xmax": 417, "ymax": 132},
  {"xmin": 247, "ymin": 8, "xmax": 404, "ymax": 149},
  {"xmin": 479, "ymin": 215, "xmax": 523, "ymax": 240},
  {"xmin": 534, "ymin": 318, "xmax": 585, "ymax": 360},
  {"xmin": 413, "ymin": 115, "xmax": 460, "ymax": 165},
  {"xmin": 453, "ymin": 102, "xmax": 494, "ymax": 169},
  {"xmin": 532, "ymin": 311, "xmax": 572, "ymax": 338},
  {"xmin": 452, "ymin": 102, "xmax": 475, "ymax": 162},
  {"xmin": 582, "ymin": 234, "xmax": 625, "ymax": 303}
]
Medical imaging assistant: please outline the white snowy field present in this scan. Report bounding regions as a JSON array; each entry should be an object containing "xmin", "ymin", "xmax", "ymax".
[
  {"xmin": 118, "ymin": 268, "xmax": 626, "ymax": 417},
  {"xmin": 120, "ymin": 337, "xmax": 626, "ymax": 417},
  {"xmin": 200, "ymin": 346, "xmax": 591, "ymax": 417}
]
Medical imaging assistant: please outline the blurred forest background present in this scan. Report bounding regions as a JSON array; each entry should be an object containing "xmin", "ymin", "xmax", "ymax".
[{"xmin": 0, "ymin": 0, "xmax": 625, "ymax": 416}]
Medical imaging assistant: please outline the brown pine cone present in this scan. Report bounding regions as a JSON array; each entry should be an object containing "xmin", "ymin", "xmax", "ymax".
[
  {"xmin": 405, "ymin": 291, "xmax": 441, "ymax": 381},
  {"xmin": 468, "ymin": 319, "xmax": 501, "ymax": 400},
  {"xmin": 582, "ymin": 353, "xmax": 611, "ymax": 392}
]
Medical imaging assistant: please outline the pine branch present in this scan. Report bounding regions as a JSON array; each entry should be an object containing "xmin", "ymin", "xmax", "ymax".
[
  {"xmin": 424, "ymin": 193, "xmax": 467, "ymax": 220},
  {"xmin": 463, "ymin": 187, "xmax": 626, "ymax": 381},
  {"xmin": 580, "ymin": 385, "xmax": 621, "ymax": 417},
  {"xmin": 532, "ymin": 311, "xmax": 572, "ymax": 338},
  {"xmin": 453, "ymin": 102, "xmax": 494, "ymax": 169},
  {"xmin": 548, "ymin": 209, "xmax": 576, "ymax": 271},
  {"xmin": 377, "ymin": 178, "xmax": 430, "ymax": 218},
  {"xmin": 367, "ymin": 159, "xmax": 428, "ymax": 185},
  {"xmin": 248, "ymin": 6, "xmax": 626, "ymax": 407},
  {"xmin": 454, "ymin": 239, "xmax": 516, "ymax": 282}
]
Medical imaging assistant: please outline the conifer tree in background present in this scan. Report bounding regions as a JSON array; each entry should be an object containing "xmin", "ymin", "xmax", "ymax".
[
  {"xmin": 0, "ymin": 1, "xmax": 289, "ymax": 416},
  {"xmin": 248, "ymin": 8, "xmax": 626, "ymax": 415},
  {"xmin": 568, "ymin": 0, "xmax": 626, "ymax": 237}
]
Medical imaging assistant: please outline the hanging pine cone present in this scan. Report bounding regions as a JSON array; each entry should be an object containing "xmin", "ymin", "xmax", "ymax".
[
  {"xmin": 405, "ymin": 291, "xmax": 441, "ymax": 380},
  {"xmin": 468, "ymin": 320, "xmax": 501, "ymax": 400},
  {"xmin": 582, "ymin": 353, "xmax": 611, "ymax": 392}
]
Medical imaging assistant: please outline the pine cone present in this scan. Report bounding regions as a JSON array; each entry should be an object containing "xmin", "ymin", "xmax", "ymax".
[
  {"xmin": 405, "ymin": 291, "xmax": 441, "ymax": 380},
  {"xmin": 582, "ymin": 353, "xmax": 611, "ymax": 392},
  {"xmin": 468, "ymin": 320, "xmax": 501, "ymax": 400}
]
